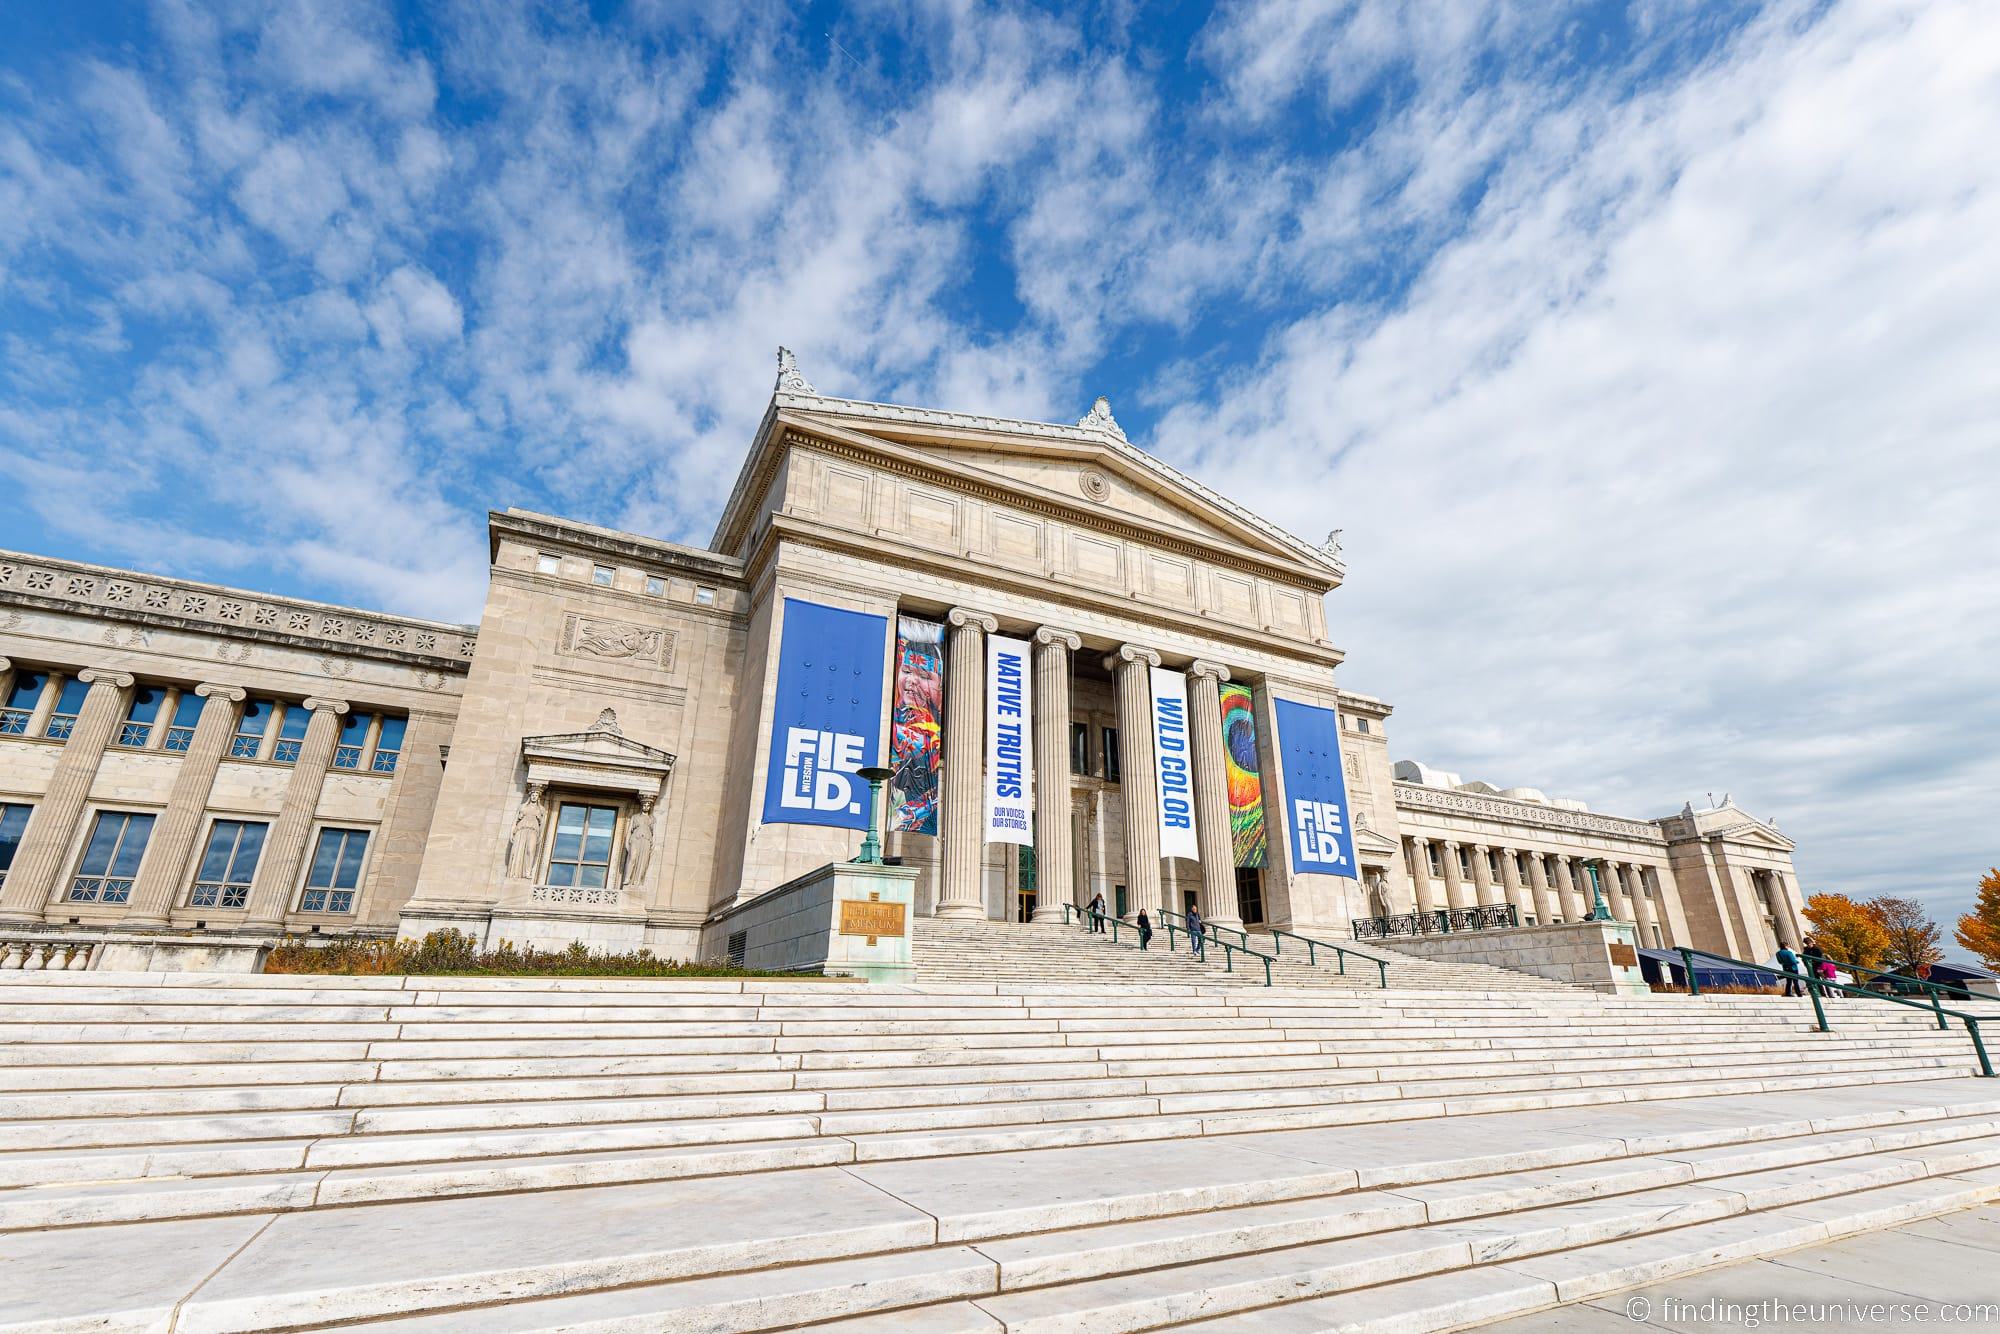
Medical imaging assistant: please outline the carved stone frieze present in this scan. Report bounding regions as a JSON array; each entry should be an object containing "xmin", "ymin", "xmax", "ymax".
[
  {"xmin": 1394, "ymin": 782, "xmax": 1663, "ymax": 841},
  {"xmin": 558, "ymin": 613, "xmax": 675, "ymax": 670}
]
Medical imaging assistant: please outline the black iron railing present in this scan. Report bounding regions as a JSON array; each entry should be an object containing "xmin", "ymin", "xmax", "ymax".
[{"xmin": 1351, "ymin": 904, "xmax": 1518, "ymax": 939}]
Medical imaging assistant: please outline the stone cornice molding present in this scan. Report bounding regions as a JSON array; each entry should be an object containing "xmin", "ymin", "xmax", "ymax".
[
  {"xmin": 1107, "ymin": 643, "xmax": 1161, "ymax": 671},
  {"xmin": 0, "ymin": 550, "xmax": 475, "ymax": 672},
  {"xmin": 195, "ymin": 683, "xmax": 247, "ymax": 702},
  {"xmin": 491, "ymin": 509, "xmax": 743, "ymax": 581},
  {"xmin": 1188, "ymin": 659, "xmax": 1231, "ymax": 683},
  {"xmin": 0, "ymin": 656, "xmax": 10, "ymax": 674},
  {"xmin": 303, "ymin": 697, "xmax": 351, "ymax": 715},
  {"xmin": 1032, "ymin": 626, "xmax": 1081, "ymax": 651},
  {"xmin": 1396, "ymin": 781, "xmax": 1664, "ymax": 841},
  {"xmin": 76, "ymin": 668, "xmax": 135, "ymax": 689},
  {"xmin": 946, "ymin": 608, "xmax": 998, "ymax": 633}
]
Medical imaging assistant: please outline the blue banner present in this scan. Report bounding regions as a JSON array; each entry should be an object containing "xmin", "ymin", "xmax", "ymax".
[
  {"xmin": 761, "ymin": 598, "xmax": 890, "ymax": 830},
  {"xmin": 1273, "ymin": 697, "xmax": 1357, "ymax": 876}
]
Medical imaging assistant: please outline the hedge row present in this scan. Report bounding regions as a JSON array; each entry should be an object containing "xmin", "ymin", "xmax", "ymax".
[{"xmin": 263, "ymin": 928, "xmax": 823, "ymax": 978}]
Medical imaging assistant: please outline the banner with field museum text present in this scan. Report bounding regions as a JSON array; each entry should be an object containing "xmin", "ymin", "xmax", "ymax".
[
  {"xmin": 761, "ymin": 598, "xmax": 890, "ymax": 831},
  {"xmin": 889, "ymin": 616, "xmax": 945, "ymax": 834},
  {"xmin": 1272, "ymin": 697, "xmax": 1357, "ymax": 875},
  {"xmin": 1150, "ymin": 667, "xmax": 1200, "ymax": 862},
  {"xmin": 983, "ymin": 634, "xmax": 1034, "ymax": 844}
]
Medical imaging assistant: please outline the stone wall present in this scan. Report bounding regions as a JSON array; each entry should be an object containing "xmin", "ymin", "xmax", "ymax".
[{"xmin": 1378, "ymin": 921, "xmax": 1651, "ymax": 995}]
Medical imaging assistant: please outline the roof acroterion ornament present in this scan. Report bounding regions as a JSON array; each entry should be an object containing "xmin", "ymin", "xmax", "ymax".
[
  {"xmin": 775, "ymin": 346, "xmax": 817, "ymax": 395},
  {"xmin": 1077, "ymin": 395, "xmax": 1127, "ymax": 442}
]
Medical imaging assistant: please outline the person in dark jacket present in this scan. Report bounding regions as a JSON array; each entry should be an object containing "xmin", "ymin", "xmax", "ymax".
[
  {"xmin": 1136, "ymin": 909, "xmax": 1153, "ymax": 951},
  {"xmin": 1187, "ymin": 905, "xmax": 1206, "ymax": 960},
  {"xmin": 1801, "ymin": 936, "xmax": 1827, "ymax": 998},
  {"xmin": 1776, "ymin": 943, "xmax": 1805, "ymax": 997},
  {"xmin": 1088, "ymin": 892, "xmax": 1106, "ymax": 933}
]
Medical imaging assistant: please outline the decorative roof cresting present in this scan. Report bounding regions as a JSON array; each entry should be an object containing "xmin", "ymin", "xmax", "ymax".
[{"xmin": 1077, "ymin": 395, "xmax": 1127, "ymax": 442}]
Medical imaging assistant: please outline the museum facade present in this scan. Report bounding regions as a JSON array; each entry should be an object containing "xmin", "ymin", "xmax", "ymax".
[{"xmin": 0, "ymin": 355, "xmax": 1809, "ymax": 964}]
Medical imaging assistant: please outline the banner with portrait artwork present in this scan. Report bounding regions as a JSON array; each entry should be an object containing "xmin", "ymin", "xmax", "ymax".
[
  {"xmin": 1150, "ymin": 667, "xmax": 1201, "ymax": 862},
  {"xmin": 888, "ymin": 617, "xmax": 945, "ymax": 834},
  {"xmin": 1218, "ymin": 683, "xmax": 1268, "ymax": 868},
  {"xmin": 760, "ymin": 598, "xmax": 889, "ymax": 831},
  {"xmin": 983, "ymin": 634, "xmax": 1034, "ymax": 845},
  {"xmin": 1272, "ymin": 697, "xmax": 1357, "ymax": 876}
]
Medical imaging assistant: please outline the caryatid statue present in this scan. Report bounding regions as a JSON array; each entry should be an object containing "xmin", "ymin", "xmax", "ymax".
[
  {"xmin": 622, "ymin": 798, "xmax": 656, "ymax": 890},
  {"xmin": 507, "ymin": 784, "xmax": 547, "ymax": 881}
]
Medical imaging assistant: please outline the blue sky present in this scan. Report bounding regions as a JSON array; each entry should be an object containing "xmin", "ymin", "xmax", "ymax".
[{"xmin": 3, "ymin": 1, "xmax": 1996, "ymax": 948}]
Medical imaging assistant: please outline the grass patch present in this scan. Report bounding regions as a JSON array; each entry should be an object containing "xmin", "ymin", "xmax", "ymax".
[{"xmin": 263, "ymin": 929, "xmax": 839, "ymax": 979}]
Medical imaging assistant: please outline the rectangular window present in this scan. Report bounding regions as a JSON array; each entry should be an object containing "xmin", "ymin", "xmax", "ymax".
[
  {"xmin": 163, "ymin": 691, "xmax": 204, "ymax": 752},
  {"xmin": 300, "ymin": 827, "xmax": 368, "ymax": 913},
  {"xmin": 118, "ymin": 684, "xmax": 167, "ymax": 748},
  {"xmin": 333, "ymin": 711, "xmax": 373, "ymax": 770},
  {"xmin": 69, "ymin": 810, "xmax": 154, "ymax": 903},
  {"xmin": 45, "ymin": 676, "xmax": 89, "ymax": 741},
  {"xmin": 271, "ymin": 702, "xmax": 310, "ymax": 764},
  {"xmin": 592, "ymin": 565, "xmax": 615, "ymax": 587},
  {"xmin": 1102, "ymin": 727, "xmax": 1122, "ymax": 783},
  {"xmin": 0, "ymin": 803, "xmax": 30, "ymax": 888},
  {"xmin": 232, "ymin": 697, "xmax": 276, "ymax": 759},
  {"xmin": 1070, "ymin": 722, "xmax": 1091, "ymax": 776},
  {"xmin": 536, "ymin": 553, "xmax": 561, "ymax": 574},
  {"xmin": 695, "ymin": 586, "xmax": 715, "ymax": 606},
  {"xmin": 1358, "ymin": 718, "xmax": 1371, "ymax": 734},
  {"xmin": 644, "ymin": 575, "xmax": 665, "ymax": 596},
  {"xmin": 545, "ymin": 802, "xmax": 617, "ymax": 888},
  {"xmin": 1427, "ymin": 844, "xmax": 1442, "ymax": 876},
  {"xmin": 2, "ymin": 671, "xmax": 47, "ymax": 735},
  {"xmin": 371, "ymin": 715, "xmax": 407, "ymax": 774},
  {"xmin": 189, "ymin": 819, "xmax": 267, "ymax": 909}
]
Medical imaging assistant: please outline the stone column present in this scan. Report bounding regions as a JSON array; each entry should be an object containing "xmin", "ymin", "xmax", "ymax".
[
  {"xmin": 1769, "ymin": 870, "xmax": 1805, "ymax": 948},
  {"xmin": 1185, "ymin": 660, "xmax": 1241, "ymax": 930},
  {"xmin": 1524, "ymin": 853, "xmax": 1555, "ymax": 924},
  {"xmin": 1624, "ymin": 860, "xmax": 1659, "ymax": 945},
  {"xmin": 1439, "ymin": 840, "xmax": 1468, "ymax": 912},
  {"xmin": 1406, "ymin": 838, "xmax": 1437, "ymax": 915},
  {"xmin": 1029, "ymin": 627, "xmax": 1080, "ymax": 922},
  {"xmin": 1108, "ymin": 643, "xmax": 1164, "ymax": 916},
  {"xmin": 1497, "ymin": 848, "xmax": 1532, "ymax": 923},
  {"xmin": 1468, "ymin": 844, "xmax": 1500, "ymax": 909},
  {"xmin": 936, "ymin": 609, "xmax": 997, "ymax": 920},
  {"xmin": 0, "ymin": 669, "xmax": 133, "ymax": 924},
  {"xmin": 1553, "ymin": 854, "xmax": 1587, "ymax": 920},
  {"xmin": 241, "ymin": 698, "xmax": 347, "ymax": 930},
  {"xmin": 123, "ymin": 684, "xmax": 246, "ymax": 927}
]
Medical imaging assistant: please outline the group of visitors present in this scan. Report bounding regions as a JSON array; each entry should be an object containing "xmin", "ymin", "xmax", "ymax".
[
  {"xmin": 1775, "ymin": 935, "xmax": 1842, "ymax": 998},
  {"xmin": 1085, "ymin": 893, "xmax": 1209, "ymax": 960}
]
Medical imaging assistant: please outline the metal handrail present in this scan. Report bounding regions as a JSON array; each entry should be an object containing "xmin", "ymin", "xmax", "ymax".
[
  {"xmin": 1675, "ymin": 946, "xmax": 1993, "ymax": 1078},
  {"xmin": 1800, "ymin": 948, "xmax": 1988, "ymax": 1005},
  {"xmin": 1061, "ymin": 904, "xmax": 1273, "ymax": 985},
  {"xmin": 1258, "ymin": 925, "xmax": 1389, "ymax": 989}
]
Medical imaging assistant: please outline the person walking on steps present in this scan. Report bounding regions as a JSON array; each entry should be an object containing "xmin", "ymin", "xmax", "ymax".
[
  {"xmin": 1801, "ymin": 935, "xmax": 1827, "ymax": 999},
  {"xmin": 1089, "ymin": 892, "xmax": 1107, "ymax": 933},
  {"xmin": 1187, "ymin": 905, "xmax": 1206, "ymax": 961},
  {"xmin": 1136, "ymin": 909, "xmax": 1153, "ymax": 951},
  {"xmin": 1776, "ymin": 941, "xmax": 1804, "ymax": 997}
]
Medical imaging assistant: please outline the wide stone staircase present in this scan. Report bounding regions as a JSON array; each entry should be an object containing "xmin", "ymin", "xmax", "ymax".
[
  {"xmin": 916, "ymin": 917, "xmax": 1566, "ymax": 991},
  {"xmin": 5, "ymin": 972, "xmax": 2000, "ymax": 1331}
]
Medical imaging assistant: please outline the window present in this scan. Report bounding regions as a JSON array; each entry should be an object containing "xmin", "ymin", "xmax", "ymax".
[
  {"xmin": 45, "ymin": 676, "xmax": 88, "ymax": 740},
  {"xmin": 2, "ymin": 671, "xmax": 47, "ymax": 734},
  {"xmin": 272, "ymin": 702, "xmax": 310, "ymax": 764},
  {"xmin": 536, "ymin": 553, "xmax": 561, "ymax": 574},
  {"xmin": 1427, "ymin": 844, "xmax": 1442, "ymax": 876},
  {"xmin": 163, "ymin": 692, "xmax": 204, "ymax": 752},
  {"xmin": 644, "ymin": 575, "xmax": 666, "ymax": 596},
  {"xmin": 69, "ymin": 810, "xmax": 154, "ymax": 903},
  {"xmin": 1102, "ymin": 727, "xmax": 1122, "ymax": 783},
  {"xmin": 372, "ymin": 716, "xmax": 406, "ymax": 774},
  {"xmin": 189, "ymin": 820, "xmax": 267, "ymax": 908},
  {"xmin": 695, "ymin": 586, "xmax": 715, "ymax": 606},
  {"xmin": 0, "ymin": 804, "xmax": 30, "ymax": 888},
  {"xmin": 591, "ymin": 565, "xmax": 615, "ymax": 587},
  {"xmin": 1358, "ymin": 718, "xmax": 1371, "ymax": 734},
  {"xmin": 545, "ymin": 802, "xmax": 616, "ymax": 888},
  {"xmin": 119, "ymin": 685, "xmax": 167, "ymax": 748},
  {"xmin": 300, "ymin": 827, "xmax": 368, "ymax": 913},
  {"xmin": 333, "ymin": 711, "xmax": 373, "ymax": 769},
  {"xmin": 1070, "ymin": 722, "xmax": 1091, "ymax": 776},
  {"xmin": 232, "ymin": 697, "xmax": 276, "ymax": 759}
]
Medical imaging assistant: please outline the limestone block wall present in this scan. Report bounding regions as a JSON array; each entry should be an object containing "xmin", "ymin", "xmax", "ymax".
[{"xmin": 1381, "ymin": 921, "xmax": 1650, "ymax": 994}]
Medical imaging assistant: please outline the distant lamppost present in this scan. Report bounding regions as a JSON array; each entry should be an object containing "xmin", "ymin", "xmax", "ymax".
[
  {"xmin": 1585, "ymin": 859, "xmax": 1613, "ymax": 922},
  {"xmin": 853, "ymin": 766, "xmax": 894, "ymax": 865}
]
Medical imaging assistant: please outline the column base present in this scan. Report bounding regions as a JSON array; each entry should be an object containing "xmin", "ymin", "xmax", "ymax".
[
  {"xmin": 934, "ymin": 903, "xmax": 987, "ymax": 921},
  {"xmin": 1029, "ymin": 905, "xmax": 1065, "ymax": 923}
]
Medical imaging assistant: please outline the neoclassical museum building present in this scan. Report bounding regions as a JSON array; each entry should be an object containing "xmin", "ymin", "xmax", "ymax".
[{"xmin": 0, "ymin": 354, "xmax": 1810, "ymax": 964}]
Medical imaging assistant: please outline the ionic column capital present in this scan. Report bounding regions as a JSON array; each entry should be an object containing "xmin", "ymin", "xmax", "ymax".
[
  {"xmin": 1442, "ymin": 839, "xmax": 1460, "ymax": 850},
  {"xmin": 302, "ymin": 697, "xmax": 350, "ymax": 716},
  {"xmin": 1105, "ymin": 643, "xmax": 1160, "ymax": 671},
  {"xmin": 1470, "ymin": 842, "xmax": 1489, "ymax": 853},
  {"xmin": 946, "ymin": 607, "xmax": 998, "ymax": 634},
  {"xmin": 1188, "ymin": 659, "xmax": 1232, "ymax": 683},
  {"xmin": 195, "ymin": 683, "xmax": 247, "ymax": 703},
  {"xmin": 1032, "ymin": 625, "xmax": 1081, "ymax": 652},
  {"xmin": 76, "ymin": 668, "xmax": 135, "ymax": 689}
]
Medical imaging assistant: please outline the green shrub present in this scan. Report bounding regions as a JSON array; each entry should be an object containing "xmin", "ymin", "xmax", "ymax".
[{"xmin": 263, "ymin": 929, "xmax": 828, "ymax": 979}]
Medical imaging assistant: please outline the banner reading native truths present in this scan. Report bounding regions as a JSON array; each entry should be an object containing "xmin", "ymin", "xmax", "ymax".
[
  {"xmin": 888, "ymin": 617, "xmax": 944, "ymax": 834},
  {"xmin": 1272, "ymin": 697, "xmax": 1357, "ymax": 875},
  {"xmin": 983, "ymin": 635, "xmax": 1034, "ymax": 845},
  {"xmin": 1219, "ymin": 683, "xmax": 1268, "ymax": 868},
  {"xmin": 1149, "ymin": 667, "xmax": 1200, "ymax": 862},
  {"xmin": 760, "ymin": 598, "xmax": 889, "ymax": 831}
]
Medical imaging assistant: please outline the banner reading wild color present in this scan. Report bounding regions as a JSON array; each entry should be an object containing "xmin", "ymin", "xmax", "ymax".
[
  {"xmin": 1149, "ymin": 667, "xmax": 1200, "ymax": 862},
  {"xmin": 889, "ymin": 617, "xmax": 944, "ymax": 834},
  {"xmin": 1219, "ymin": 683, "xmax": 1267, "ymax": 868}
]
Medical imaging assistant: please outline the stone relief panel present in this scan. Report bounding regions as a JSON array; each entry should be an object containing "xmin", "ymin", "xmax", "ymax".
[
  {"xmin": 1143, "ymin": 553, "xmax": 1195, "ymax": 608},
  {"xmin": 1209, "ymin": 572, "xmax": 1255, "ymax": 624},
  {"xmin": 905, "ymin": 488, "xmax": 961, "ymax": 545},
  {"xmin": 1065, "ymin": 531, "xmax": 1123, "ymax": 589},
  {"xmin": 824, "ymin": 465, "xmax": 872, "ymax": 524},
  {"xmin": 558, "ymin": 613, "xmax": 676, "ymax": 671},
  {"xmin": 988, "ymin": 511, "xmax": 1044, "ymax": 563},
  {"xmin": 1267, "ymin": 587, "xmax": 1309, "ymax": 635},
  {"xmin": 1395, "ymin": 782, "xmax": 1663, "ymax": 840}
]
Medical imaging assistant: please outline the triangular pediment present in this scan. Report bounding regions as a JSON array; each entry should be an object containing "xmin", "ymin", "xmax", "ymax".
[
  {"xmin": 521, "ymin": 710, "xmax": 674, "ymax": 776},
  {"xmin": 1354, "ymin": 827, "xmax": 1401, "ymax": 857}
]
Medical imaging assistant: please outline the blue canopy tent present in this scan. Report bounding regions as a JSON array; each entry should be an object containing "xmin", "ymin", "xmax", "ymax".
[{"xmin": 1638, "ymin": 947, "xmax": 1774, "ymax": 991}]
